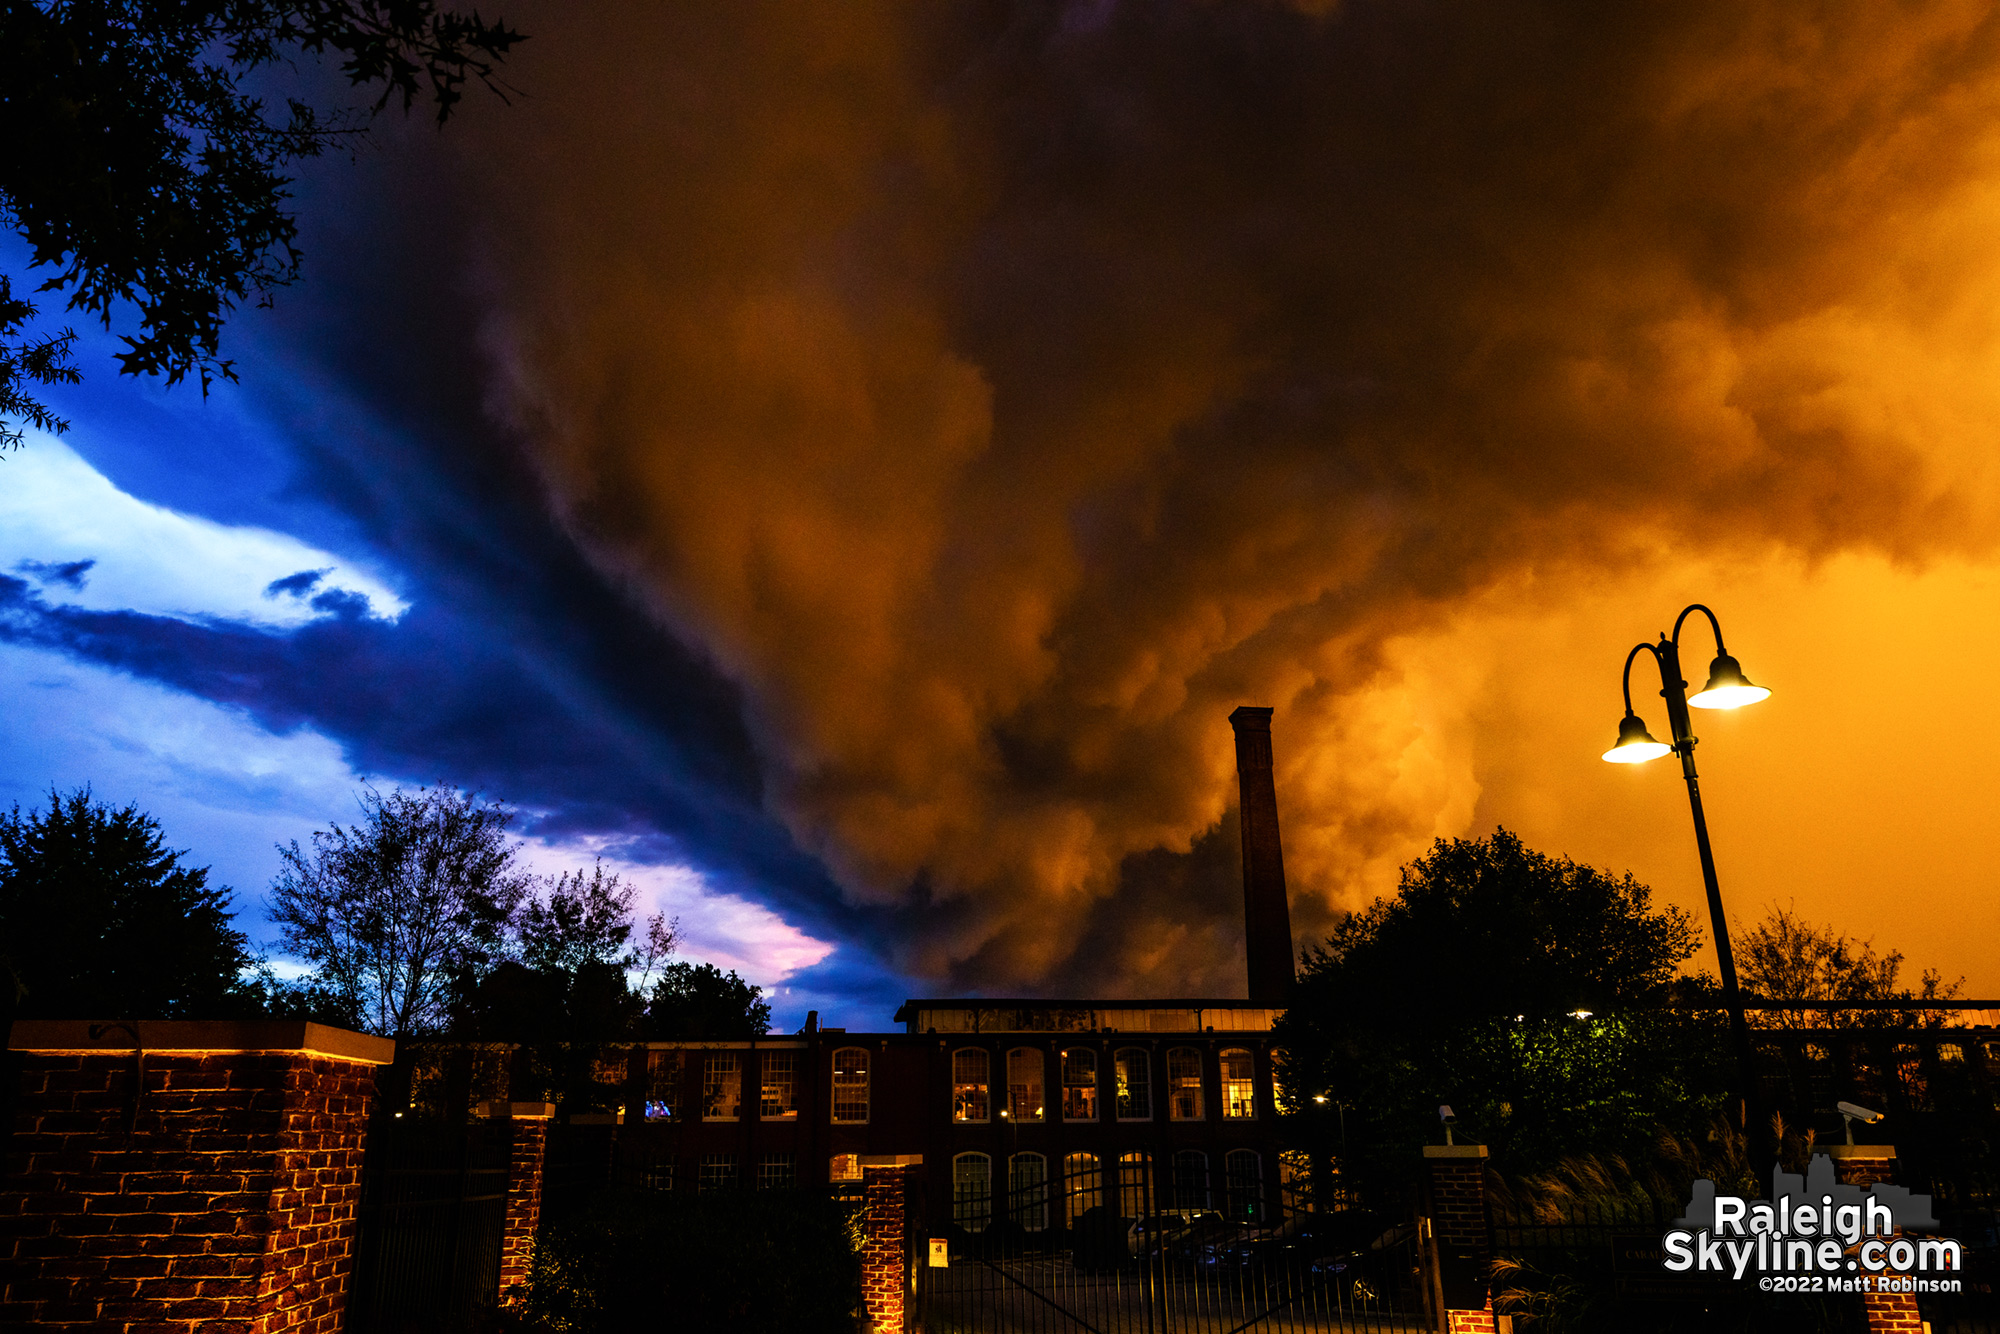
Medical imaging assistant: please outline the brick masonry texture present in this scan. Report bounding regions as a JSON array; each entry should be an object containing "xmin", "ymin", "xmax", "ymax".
[
  {"xmin": 498, "ymin": 1121, "xmax": 547, "ymax": 1304},
  {"xmin": 1, "ymin": 1049, "xmax": 378, "ymax": 1332},
  {"xmin": 860, "ymin": 1165, "xmax": 908, "ymax": 1334},
  {"xmin": 1827, "ymin": 1152, "xmax": 1925, "ymax": 1334}
]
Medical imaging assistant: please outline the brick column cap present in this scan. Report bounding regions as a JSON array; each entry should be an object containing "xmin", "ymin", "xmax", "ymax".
[
  {"xmin": 860, "ymin": 1154, "xmax": 923, "ymax": 1166},
  {"xmin": 1424, "ymin": 1144, "xmax": 1490, "ymax": 1159},
  {"xmin": 478, "ymin": 1100, "xmax": 557, "ymax": 1120},
  {"xmin": 1827, "ymin": 1144, "xmax": 1895, "ymax": 1159},
  {"xmin": 8, "ymin": 1018, "xmax": 394, "ymax": 1065}
]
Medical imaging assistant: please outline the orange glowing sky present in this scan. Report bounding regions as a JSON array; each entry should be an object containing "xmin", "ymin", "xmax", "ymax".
[{"xmin": 408, "ymin": 0, "xmax": 2000, "ymax": 996}]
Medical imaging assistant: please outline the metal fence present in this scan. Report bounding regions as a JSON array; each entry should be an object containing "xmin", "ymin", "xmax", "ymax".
[
  {"xmin": 344, "ymin": 1117, "xmax": 510, "ymax": 1334},
  {"xmin": 913, "ymin": 1157, "xmax": 1436, "ymax": 1332}
]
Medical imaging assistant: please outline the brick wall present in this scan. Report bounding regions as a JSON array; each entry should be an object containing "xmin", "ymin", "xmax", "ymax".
[
  {"xmin": 1, "ymin": 1021, "xmax": 390, "ymax": 1333},
  {"xmin": 859, "ymin": 1160, "xmax": 915, "ymax": 1334},
  {"xmin": 498, "ymin": 1112, "xmax": 551, "ymax": 1304},
  {"xmin": 1828, "ymin": 1147, "xmax": 1924, "ymax": 1334},
  {"xmin": 1424, "ymin": 1144, "xmax": 1492, "ymax": 1318}
]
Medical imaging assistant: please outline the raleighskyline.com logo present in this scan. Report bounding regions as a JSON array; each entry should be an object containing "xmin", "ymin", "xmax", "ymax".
[{"xmin": 1661, "ymin": 1152, "xmax": 1963, "ymax": 1287}]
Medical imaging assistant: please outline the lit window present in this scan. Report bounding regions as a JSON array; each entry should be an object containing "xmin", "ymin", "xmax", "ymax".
[
  {"xmin": 699, "ymin": 1154, "xmax": 736, "ymax": 1192},
  {"xmin": 953, "ymin": 1049, "xmax": 990, "ymax": 1123},
  {"xmin": 1221, "ymin": 1049, "xmax": 1255, "ymax": 1120},
  {"xmin": 758, "ymin": 1153, "xmax": 796, "ymax": 1190},
  {"xmin": 1224, "ymin": 1150, "xmax": 1263, "ymax": 1222},
  {"xmin": 1168, "ymin": 1048, "xmax": 1204, "ymax": 1120},
  {"xmin": 954, "ymin": 1152, "xmax": 992, "ymax": 1232},
  {"xmin": 1173, "ymin": 1150, "xmax": 1209, "ymax": 1210},
  {"xmin": 1939, "ymin": 1043, "xmax": 1965, "ymax": 1064},
  {"xmin": 646, "ymin": 1049, "xmax": 681, "ymax": 1110},
  {"xmin": 703, "ymin": 1053, "xmax": 740, "ymax": 1121},
  {"xmin": 1278, "ymin": 1149, "xmax": 1312, "ymax": 1214},
  {"xmin": 832, "ymin": 1047, "xmax": 870, "ymax": 1123},
  {"xmin": 592, "ymin": 1048, "xmax": 629, "ymax": 1085},
  {"xmin": 762, "ymin": 1051, "xmax": 799, "ymax": 1119},
  {"xmin": 830, "ymin": 1153, "xmax": 862, "ymax": 1182},
  {"xmin": 1007, "ymin": 1048, "xmax": 1044, "ymax": 1122},
  {"xmin": 1061, "ymin": 1048, "xmax": 1098, "ymax": 1121},
  {"xmin": 1062, "ymin": 1153, "xmax": 1101, "ymax": 1225},
  {"xmin": 1115, "ymin": 1048, "xmax": 1151, "ymax": 1120},
  {"xmin": 1009, "ymin": 1153, "xmax": 1048, "ymax": 1231},
  {"xmin": 1118, "ymin": 1151, "xmax": 1151, "ymax": 1217}
]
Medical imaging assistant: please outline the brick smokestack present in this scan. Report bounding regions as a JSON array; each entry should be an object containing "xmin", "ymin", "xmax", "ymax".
[{"xmin": 1230, "ymin": 706, "xmax": 1295, "ymax": 1004}]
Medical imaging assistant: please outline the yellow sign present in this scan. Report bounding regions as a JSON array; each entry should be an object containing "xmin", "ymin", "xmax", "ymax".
[{"xmin": 928, "ymin": 1238, "xmax": 949, "ymax": 1268}]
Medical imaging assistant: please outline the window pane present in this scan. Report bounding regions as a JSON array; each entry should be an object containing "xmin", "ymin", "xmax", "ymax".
[
  {"xmin": 1168, "ymin": 1048, "xmax": 1204, "ymax": 1120},
  {"xmin": 1009, "ymin": 1153, "xmax": 1048, "ymax": 1231},
  {"xmin": 1221, "ymin": 1049, "xmax": 1255, "ymax": 1120},
  {"xmin": 762, "ymin": 1051, "xmax": 799, "ymax": 1119},
  {"xmin": 1063, "ymin": 1153, "xmax": 1102, "ymax": 1226},
  {"xmin": 954, "ymin": 1153, "xmax": 992, "ymax": 1232},
  {"xmin": 699, "ymin": 1153, "xmax": 736, "ymax": 1192},
  {"xmin": 758, "ymin": 1152, "xmax": 796, "ymax": 1190},
  {"xmin": 1225, "ymin": 1150, "xmax": 1264, "ymax": 1223},
  {"xmin": 832, "ymin": 1048, "xmax": 870, "ymax": 1123},
  {"xmin": 1118, "ymin": 1152, "xmax": 1151, "ymax": 1217},
  {"xmin": 1173, "ymin": 1150, "xmax": 1209, "ymax": 1210},
  {"xmin": 703, "ymin": 1053, "xmax": 740, "ymax": 1121},
  {"xmin": 1007, "ymin": 1048, "xmax": 1044, "ymax": 1122},
  {"xmin": 830, "ymin": 1153, "xmax": 862, "ymax": 1182},
  {"xmin": 953, "ymin": 1049, "xmax": 990, "ymax": 1123},
  {"xmin": 1061, "ymin": 1048, "xmax": 1098, "ymax": 1121},
  {"xmin": 1115, "ymin": 1049, "xmax": 1151, "ymax": 1120}
]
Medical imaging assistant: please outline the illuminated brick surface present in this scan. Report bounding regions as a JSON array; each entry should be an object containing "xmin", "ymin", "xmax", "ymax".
[{"xmin": 0, "ymin": 1049, "xmax": 378, "ymax": 1331}]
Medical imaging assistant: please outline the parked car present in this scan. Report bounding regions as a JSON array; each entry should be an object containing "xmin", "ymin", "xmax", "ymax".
[
  {"xmin": 1126, "ymin": 1209, "xmax": 1227, "ymax": 1258},
  {"xmin": 1187, "ymin": 1209, "xmax": 1409, "ymax": 1295}
]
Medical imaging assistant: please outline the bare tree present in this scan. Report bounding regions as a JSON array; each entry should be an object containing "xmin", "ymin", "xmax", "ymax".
[
  {"xmin": 1738, "ymin": 905, "xmax": 1963, "ymax": 1029},
  {"xmin": 268, "ymin": 786, "xmax": 526, "ymax": 1037}
]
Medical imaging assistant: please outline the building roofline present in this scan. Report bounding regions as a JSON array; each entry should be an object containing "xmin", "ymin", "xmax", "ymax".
[{"xmin": 891, "ymin": 998, "xmax": 1273, "ymax": 1023}]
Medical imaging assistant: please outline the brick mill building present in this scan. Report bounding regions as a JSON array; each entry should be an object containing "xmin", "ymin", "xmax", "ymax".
[{"xmin": 600, "ymin": 706, "xmax": 1302, "ymax": 1234}]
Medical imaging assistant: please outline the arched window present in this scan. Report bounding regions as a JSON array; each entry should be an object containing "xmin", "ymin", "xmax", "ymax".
[
  {"xmin": 1062, "ymin": 1152, "xmax": 1102, "ymax": 1225},
  {"xmin": 953, "ymin": 1048, "xmax": 990, "ymax": 1123},
  {"xmin": 1117, "ymin": 1151, "xmax": 1151, "ymax": 1218},
  {"xmin": 1060, "ymin": 1047, "xmax": 1098, "ymax": 1121},
  {"xmin": 1167, "ymin": 1047, "xmax": 1204, "ymax": 1120},
  {"xmin": 953, "ymin": 1152, "xmax": 992, "ymax": 1232},
  {"xmin": 1225, "ymin": 1149, "xmax": 1264, "ymax": 1223},
  {"xmin": 1006, "ymin": 1047, "xmax": 1045, "ymax": 1122},
  {"xmin": 1173, "ymin": 1150, "xmax": 1209, "ymax": 1210},
  {"xmin": 1114, "ymin": 1048, "xmax": 1151, "ymax": 1120},
  {"xmin": 831, "ymin": 1047, "xmax": 869, "ymax": 1124},
  {"xmin": 1009, "ymin": 1152, "xmax": 1048, "ymax": 1231},
  {"xmin": 1220, "ymin": 1048, "xmax": 1256, "ymax": 1119}
]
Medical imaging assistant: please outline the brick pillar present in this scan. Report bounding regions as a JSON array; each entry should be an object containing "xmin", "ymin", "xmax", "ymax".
[
  {"xmin": 1, "ymin": 1018, "xmax": 391, "ymax": 1332},
  {"xmin": 1828, "ymin": 1146, "xmax": 1924, "ymax": 1334},
  {"xmin": 1424, "ymin": 1144, "xmax": 1497, "ymax": 1334},
  {"xmin": 493, "ymin": 1101, "xmax": 555, "ymax": 1305},
  {"xmin": 858, "ymin": 1155, "xmax": 921, "ymax": 1334}
]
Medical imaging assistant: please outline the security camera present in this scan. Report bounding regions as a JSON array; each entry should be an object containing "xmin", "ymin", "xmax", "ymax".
[
  {"xmin": 1837, "ymin": 1101, "xmax": 1884, "ymax": 1145},
  {"xmin": 1439, "ymin": 1104, "xmax": 1457, "ymax": 1145}
]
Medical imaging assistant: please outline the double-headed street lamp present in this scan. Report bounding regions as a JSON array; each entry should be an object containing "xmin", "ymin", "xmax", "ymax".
[{"xmin": 1603, "ymin": 604, "xmax": 1770, "ymax": 1151}]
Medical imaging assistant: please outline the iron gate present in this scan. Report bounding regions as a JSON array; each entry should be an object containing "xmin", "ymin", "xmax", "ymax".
[
  {"xmin": 913, "ymin": 1153, "xmax": 1436, "ymax": 1332},
  {"xmin": 344, "ymin": 1117, "xmax": 510, "ymax": 1333}
]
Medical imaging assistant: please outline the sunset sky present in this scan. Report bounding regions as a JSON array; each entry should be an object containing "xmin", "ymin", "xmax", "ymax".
[{"xmin": 5, "ymin": 0, "xmax": 1998, "ymax": 1028}]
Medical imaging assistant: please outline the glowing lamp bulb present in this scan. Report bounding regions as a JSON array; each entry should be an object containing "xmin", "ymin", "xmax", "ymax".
[
  {"xmin": 1602, "ymin": 713, "xmax": 1671, "ymax": 764},
  {"xmin": 1687, "ymin": 653, "xmax": 1770, "ymax": 710}
]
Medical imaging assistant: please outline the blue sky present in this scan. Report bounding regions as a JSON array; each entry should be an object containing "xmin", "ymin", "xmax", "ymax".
[{"xmin": 0, "ymin": 293, "xmax": 912, "ymax": 1030}]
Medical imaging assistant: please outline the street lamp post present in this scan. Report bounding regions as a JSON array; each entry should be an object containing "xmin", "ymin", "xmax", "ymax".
[{"xmin": 1603, "ymin": 604, "xmax": 1770, "ymax": 1156}]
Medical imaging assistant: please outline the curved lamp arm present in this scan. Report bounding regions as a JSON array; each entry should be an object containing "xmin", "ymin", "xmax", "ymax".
[
  {"xmin": 1673, "ymin": 603, "xmax": 1726, "ymax": 656},
  {"xmin": 1620, "ymin": 641, "xmax": 1662, "ymax": 716}
]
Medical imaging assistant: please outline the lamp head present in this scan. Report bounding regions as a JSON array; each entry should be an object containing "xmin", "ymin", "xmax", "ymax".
[
  {"xmin": 1688, "ymin": 653, "xmax": 1770, "ymax": 710},
  {"xmin": 1602, "ymin": 713, "xmax": 1672, "ymax": 764}
]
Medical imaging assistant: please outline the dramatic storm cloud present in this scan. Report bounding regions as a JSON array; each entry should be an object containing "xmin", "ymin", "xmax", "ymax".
[
  {"xmin": 361, "ymin": 0, "xmax": 2000, "ymax": 994},
  {"xmin": 18, "ymin": 0, "xmax": 2000, "ymax": 1011}
]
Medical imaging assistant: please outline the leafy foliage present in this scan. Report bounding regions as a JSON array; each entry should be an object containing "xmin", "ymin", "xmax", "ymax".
[
  {"xmin": 496, "ymin": 1190, "xmax": 861, "ymax": 1334},
  {"xmin": 646, "ymin": 960, "xmax": 772, "ymax": 1040},
  {"xmin": 1275, "ymin": 828, "xmax": 1727, "ymax": 1192},
  {"xmin": 0, "ymin": 0, "xmax": 522, "ymax": 440},
  {"xmin": 1738, "ymin": 905, "xmax": 1963, "ymax": 1027},
  {"xmin": 267, "ymin": 785, "xmax": 525, "ymax": 1037},
  {"xmin": 0, "ymin": 786, "xmax": 259, "ymax": 1018}
]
